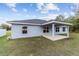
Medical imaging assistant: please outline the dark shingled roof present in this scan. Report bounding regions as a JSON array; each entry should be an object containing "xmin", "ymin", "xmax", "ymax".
[
  {"xmin": 8, "ymin": 19, "xmax": 72, "ymax": 25},
  {"xmin": 10, "ymin": 19, "xmax": 47, "ymax": 24}
]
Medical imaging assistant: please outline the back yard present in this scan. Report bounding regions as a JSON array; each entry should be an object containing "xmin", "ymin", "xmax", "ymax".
[{"xmin": 0, "ymin": 31, "xmax": 79, "ymax": 56}]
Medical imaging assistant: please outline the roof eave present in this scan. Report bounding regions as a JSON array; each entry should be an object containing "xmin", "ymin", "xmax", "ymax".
[
  {"xmin": 42, "ymin": 21, "xmax": 72, "ymax": 26},
  {"xmin": 7, "ymin": 21, "xmax": 72, "ymax": 26},
  {"xmin": 7, "ymin": 22, "xmax": 41, "ymax": 25}
]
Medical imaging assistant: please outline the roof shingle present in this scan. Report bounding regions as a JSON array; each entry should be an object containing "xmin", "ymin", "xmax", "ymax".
[{"xmin": 9, "ymin": 19, "xmax": 47, "ymax": 24}]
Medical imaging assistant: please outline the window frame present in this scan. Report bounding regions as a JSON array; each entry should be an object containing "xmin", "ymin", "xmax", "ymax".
[
  {"xmin": 62, "ymin": 27, "xmax": 66, "ymax": 32},
  {"xmin": 22, "ymin": 26, "xmax": 27, "ymax": 34},
  {"xmin": 43, "ymin": 26, "xmax": 49, "ymax": 33},
  {"xmin": 56, "ymin": 27, "xmax": 60, "ymax": 32},
  {"xmin": 22, "ymin": 26, "xmax": 27, "ymax": 29}
]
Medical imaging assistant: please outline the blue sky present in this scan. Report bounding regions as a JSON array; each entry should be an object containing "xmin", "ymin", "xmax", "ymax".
[{"xmin": 0, "ymin": 3, "xmax": 77, "ymax": 24}]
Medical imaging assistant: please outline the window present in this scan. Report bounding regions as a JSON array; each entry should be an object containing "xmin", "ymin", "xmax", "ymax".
[
  {"xmin": 22, "ymin": 30, "xmax": 27, "ymax": 34},
  {"xmin": 43, "ymin": 26, "xmax": 49, "ymax": 33},
  {"xmin": 56, "ymin": 27, "xmax": 59, "ymax": 32},
  {"xmin": 22, "ymin": 27, "xmax": 27, "ymax": 29},
  {"xmin": 22, "ymin": 26, "xmax": 27, "ymax": 34},
  {"xmin": 62, "ymin": 27, "xmax": 66, "ymax": 32}
]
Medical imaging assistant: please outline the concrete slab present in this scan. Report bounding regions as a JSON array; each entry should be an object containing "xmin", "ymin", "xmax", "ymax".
[{"xmin": 42, "ymin": 35, "xmax": 69, "ymax": 41}]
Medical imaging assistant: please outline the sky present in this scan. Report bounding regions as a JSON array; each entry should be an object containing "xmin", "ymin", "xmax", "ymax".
[{"xmin": 0, "ymin": 3, "xmax": 77, "ymax": 24}]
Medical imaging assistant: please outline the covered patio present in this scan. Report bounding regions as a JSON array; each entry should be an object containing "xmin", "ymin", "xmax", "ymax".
[
  {"xmin": 42, "ymin": 35, "xmax": 69, "ymax": 41},
  {"xmin": 42, "ymin": 23, "xmax": 69, "ymax": 41}
]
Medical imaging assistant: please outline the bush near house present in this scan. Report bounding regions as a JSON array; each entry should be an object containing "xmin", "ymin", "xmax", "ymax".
[{"xmin": 0, "ymin": 23, "xmax": 11, "ymax": 31}]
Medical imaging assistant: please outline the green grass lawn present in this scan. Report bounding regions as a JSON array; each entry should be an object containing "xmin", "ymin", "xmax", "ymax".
[{"xmin": 0, "ymin": 31, "xmax": 79, "ymax": 56}]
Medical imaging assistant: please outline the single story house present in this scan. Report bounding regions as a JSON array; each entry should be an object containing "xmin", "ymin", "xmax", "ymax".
[{"xmin": 8, "ymin": 19, "xmax": 72, "ymax": 41}]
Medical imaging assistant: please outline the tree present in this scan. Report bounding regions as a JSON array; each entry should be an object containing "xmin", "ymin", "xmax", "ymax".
[
  {"xmin": 66, "ymin": 10, "xmax": 79, "ymax": 32},
  {"xmin": 71, "ymin": 5, "xmax": 79, "ymax": 32},
  {"xmin": 74, "ymin": 4, "xmax": 79, "ymax": 17},
  {"xmin": 64, "ymin": 4, "xmax": 79, "ymax": 32},
  {"xmin": 1, "ymin": 23, "xmax": 11, "ymax": 31},
  {"xmin": 55, "ymin": 15, "xmax": 64, "ymax": 21},
  {"xmin": 66, "ymin": 16, "xmax": 76, "ymax": 31}
]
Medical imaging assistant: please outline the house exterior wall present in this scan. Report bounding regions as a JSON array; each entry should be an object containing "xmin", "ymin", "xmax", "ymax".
[
  {"xmin": 42, "ymin": 25, "xmax": 52, "ymax": 36},
  {"xmin": 11, "ymin": 24, "xmax": 69, "ymax": 39},
  {"xmin": 11, "ymin": 24, "xmax": 43, "ymax": 39},
  {"xmin": 54, "ymin": 25, "xmax": 69, "ymax": 35},
  {"xmin": 42, "ymin": 24, "xmax": 69, "ymax": 36}
]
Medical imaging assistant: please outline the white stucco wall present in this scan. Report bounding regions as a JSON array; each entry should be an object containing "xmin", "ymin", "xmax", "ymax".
[
  {"xmin": 42, "ymin": 26, "xmax": 52, "ymax": 36},
  {"xmin": 11, "ymin": 24, "xmax": 43, "ymax": 39},
  {"xmin": 55, "ymin": 25, "xmax": 69, "ymax": 35},
  {"xmin": 42, "ymin": 25, "xmax": 69, "ymax": 36},
  {"xmin": 11, "ymin": 24, "xmax": 69, "ymax": 39},
  {"xmin": 0, "ymin": 29, "xmax": 6, "ymax": 37}
]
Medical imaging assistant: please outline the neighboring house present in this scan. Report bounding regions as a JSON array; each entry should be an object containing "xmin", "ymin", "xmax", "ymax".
[{"xmin": 8, "ymin": 19, "xmax": 72, "ymax": 41}]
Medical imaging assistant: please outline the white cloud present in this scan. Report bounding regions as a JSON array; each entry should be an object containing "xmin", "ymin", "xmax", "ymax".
[
  {"xmin": 37, "ymin": 3, "xmax": 60, "ymax": 14},
  {"xmin": 73, "ymin": 3, "xmax": 79, "ymax": 12},
  {"xmin": 25, "ymin": 14, "xmax": 30, "ymax": 17},
  {"xmin": 70, "ymin": 6, "xmax": 74, "ymax": 10},
  {"xmin": 45, "ymin": 3, "xmax": 59, "ymax": 11},
  {"xmin": 24, "ymin": 15, "xmax": 36, "ymax": 19},
  {"xmin": 30, "ymin": 4, "xmax": 33, "ymax": 6},
  {"xmin": 40, "ymin": 10, "xmax": 48, "ymax": 14},
  {"xmin": 74, "ymin": 3, "xmax": 79, "ymax": 8},
  {"xmin": 23, "ymin": 8, "xmax": 27, "ymax": 12},
  {"xmin": 37, "ymin": 3, "xmax": 44, "ymax": 10},
  {"xmin": 64, "ymin": 12, "xmax": 68, "ymax": 16},
  {"xmin": 6, "ymin": 3, "xmax": 16, "ymax": 8},
  {"xmin": 63, "ymin": 12, "xmax": 69, "ymax": 18},
  {"xmin": 39, "ymin": 14, "xmax": 59, "ymax": 21},
  {"xmin": 70, "ymin": 11, "xmax": 75, "ymax": 16},
  {"xmin": 63, "ymin": 11, "xmax": 75, "ymax": 18},
  {"xmin": 6, "ymin": 3, "xmax": 18, "ymax": 12},
  {"xmin": 0, "ymin": 17, "xmax": 9, "ymax": 25},
  {"xmin": 12, "ymin": 8, "xmax": 17, "ymax": 12}
]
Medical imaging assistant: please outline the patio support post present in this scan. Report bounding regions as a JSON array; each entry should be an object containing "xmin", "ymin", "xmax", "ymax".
[
  {"xmin": 67, "ymin": 26, "xmax": 69, "ymax": 37},
  {"xmin": 52, "ymin": 24, "xmax": 55, "ymax": 37}
]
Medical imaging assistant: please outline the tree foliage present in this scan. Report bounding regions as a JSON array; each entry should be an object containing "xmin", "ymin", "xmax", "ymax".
[
  {"xmin": 55, "ymin": 15, "xmax": 64, "ymax": 21},
  {"xmin": 0, "ymin": 23, "xmax": 11, "ymax": 31},
  {"xmin": 66, "ymin": 9, "xmax": 79, "ymax": 32}
]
